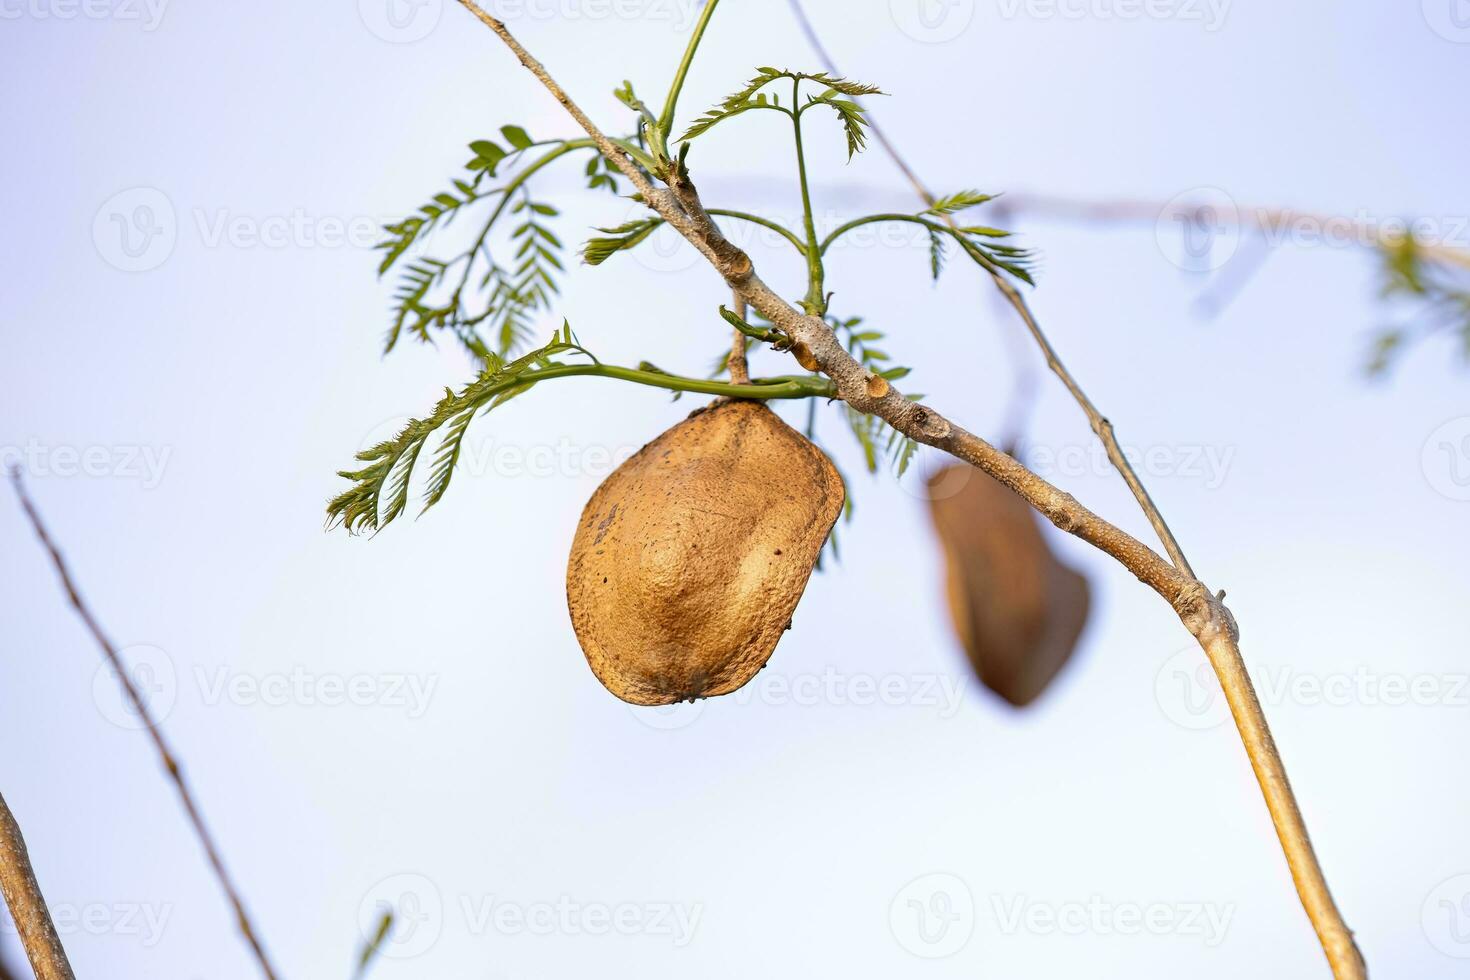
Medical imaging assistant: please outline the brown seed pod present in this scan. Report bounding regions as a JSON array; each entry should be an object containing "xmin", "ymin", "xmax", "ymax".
[
  {"xmin": 926, "ymin": 464, "xmax": 1090, "ymax": 707},
  {"xmin": 567, "ymin": 399, "xmax": 845, "ymax": 705}
]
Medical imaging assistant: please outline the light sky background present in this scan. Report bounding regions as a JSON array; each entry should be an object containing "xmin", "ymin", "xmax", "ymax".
[{"xmin": 1, "ymin": 1, "xmax": 1468, "ymax": 977}]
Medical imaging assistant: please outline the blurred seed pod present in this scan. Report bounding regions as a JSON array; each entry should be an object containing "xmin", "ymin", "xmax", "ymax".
[{"xmin": 926, "ymin": 463, "xmax": 1091, "ymax": 707}]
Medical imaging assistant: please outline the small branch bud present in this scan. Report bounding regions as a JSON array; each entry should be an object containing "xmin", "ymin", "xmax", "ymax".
[{"xmin": 790, "ymin": 341, "xmax": 820, "ymax": 372}]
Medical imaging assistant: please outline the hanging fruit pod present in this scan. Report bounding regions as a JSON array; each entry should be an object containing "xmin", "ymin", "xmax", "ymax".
[
  {"xmin": 926, "ymin": 463, "xmax": 1091, "ymax": 707},
  {"xmin": 567, "ymin": 399, "xmax": 845, "ymax": 706}
]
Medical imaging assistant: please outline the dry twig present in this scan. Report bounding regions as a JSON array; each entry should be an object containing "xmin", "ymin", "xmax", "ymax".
[
  {"xmin": 7, "ymin": 469, "xmax": 282, "ymax": 980},
  {"xmin": 727, "ymin": 287, "xmax": 750, "ymax": 384},
  {"xmin": 0, "ymin": 792, "xmax": 74, "ymax": 980},
  {"xmin": 997, "ymin": 191, "xmax": 1470, "ymax": 272}
]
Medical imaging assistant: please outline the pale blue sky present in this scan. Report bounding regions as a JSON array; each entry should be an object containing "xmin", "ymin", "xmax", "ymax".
[{"xmin": 1, "ymin": 1, "xmax": 1468, "ymax": 977}]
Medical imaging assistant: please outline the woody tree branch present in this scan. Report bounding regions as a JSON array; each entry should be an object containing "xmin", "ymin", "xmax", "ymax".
[
  {"xmin": 992, "ymin": 192, "xmax": 1470, "ymax": 273},
  {"xmin": 727, "ymin": 287, "xmax": 750, "ymax": 385},
  {"xmin": 449, "ymin": 4, "xmax": 1364, "ymax": 977},
  {"xmin": 0, "ymin": 792, "xmax": 74, "ymax": 980}
]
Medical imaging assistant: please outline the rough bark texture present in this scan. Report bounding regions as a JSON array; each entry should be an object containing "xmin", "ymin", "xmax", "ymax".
[
  {"xmin": 567, "ymin": 400, "xmax": 843, "ymax": 705},
  {"xmin": 0, "ymin": 793, "xmax": 74, "ymax": 980}
]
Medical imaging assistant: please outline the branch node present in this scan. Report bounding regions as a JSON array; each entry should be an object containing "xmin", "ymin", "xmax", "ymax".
[{"xmin": 917, "ymin": 407, "xmax": 951, "ymax": 440}]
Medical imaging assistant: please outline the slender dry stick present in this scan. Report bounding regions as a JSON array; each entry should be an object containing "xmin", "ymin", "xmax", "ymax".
[
  {"xmin": 728, "ymin": 287, "xmax": 750, "ymax": 384},
  {"xmin": 785, "ymin": 0, "xmax": 1195, "ymax": 577},
  {"xmin": 0, "ymin": 793, "xmax": 74, "ymax": 980},
  {"xmin": 450, "ymin": 5, "xmax": 1365, "ymax": 977},
  {"xmin": 7, "ymin": 469, "xmax": 282, "ymax": 980},
  {"xmin": 995, "ymin": 192, "xmax": 1470, "ymax": 272}
]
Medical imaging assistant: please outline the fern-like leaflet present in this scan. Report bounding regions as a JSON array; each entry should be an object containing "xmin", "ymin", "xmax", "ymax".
[
  {"xmin": 679, "ymin": 68, "xmax": 883, "ymax": 155},
  {"xmin": 1368, "ymin": 235, "xmax": 1470, "ymax": 374},
  {"xmin": 680, "ymin": 91, "xmax": 785, "ymax": 143},
  {"xmin": 804, "ymin": 89, "xmax": 873, "ymax": 159},
  {"xmin": 375, "ymin": 127, "xmax": 590, "ymax": 360},
  {"xmin": 923, "ymin": 190, "xmax": 997, "ymax": 216},
  {"xmin": 922, "ymin": 190, "xmax": 1035, "ymax": 285},
  {"xmin": 327, "ymin": 323, "xmax": 597, "ymax": 534},
  {"xmin": 582, "ymin": 218, "xmax": 662, "ymax": 266}
]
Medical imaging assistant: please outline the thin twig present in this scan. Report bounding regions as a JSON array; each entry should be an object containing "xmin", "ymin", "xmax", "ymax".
[
  {"xmin": 0, "ymin": 792, "xmax": 74, "ymax": 980},
  {"xmin": 451, "ymin": 5, "xmax": 1366, "ymax": 977},
  {"xmin": 785, "ymin": 0, "xmax": 1195, "ymax": 578},
  {"xmin": 7, "ymin": 469, "xmax": 282, "ymax": 980},
  {"xmin": 998, "ymin": 191, "xmax": 1470, "ymax": 272},
  {"xmin": 728, "ymin": 288, "xmax": 750, "ymax": 384}
]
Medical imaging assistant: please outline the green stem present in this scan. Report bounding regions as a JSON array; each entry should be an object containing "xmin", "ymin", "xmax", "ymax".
[
  {"xmin": 819, "ymin": 212, "xmax": 943, "ymax": 255},
  {"xmin": 607, "ymin": 137, "xmax": 661, "ymax": 174},
  {"xmin": 790, "ymin": 78, "xmax": 826, "ymax": 315},
  {"xmin": 656, "ymin": 0, "xmax": 723, "ymax": 138},
  {"xmin": 509, "ymin": 363, "xmax": 833, "ymax": 400},
  {"xmin": 719, "ymin": 304, "xmax": 779, "ymax": 342},
  {"xmin": 455, "ymin": 137, "xmax": 659, "ymax": 299},
  {"xmin": 457, "ymin": 141, "xmax": 588, "ymax": 294},
  {"xmin": 519, "ymin": 136, "xmax": 659, "ymax": 177},
  {"xmin": 707, "ymin": 209, "xmax": 808, "ymax": 253}
]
